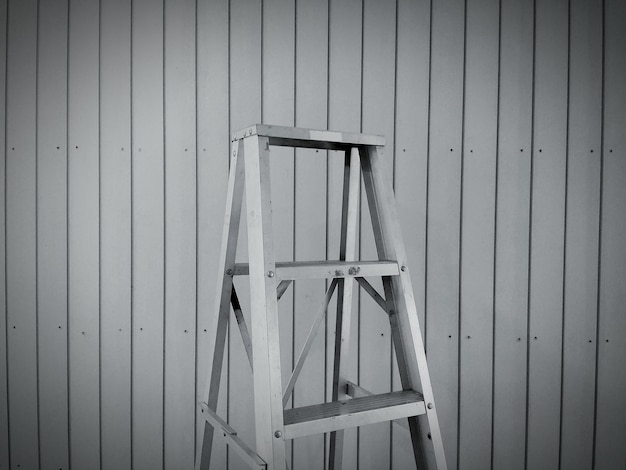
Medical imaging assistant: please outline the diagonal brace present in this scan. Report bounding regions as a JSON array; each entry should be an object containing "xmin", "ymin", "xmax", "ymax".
[{"xmin": 283, "ymin": 278, "xmax": 339, "ymax": 407}]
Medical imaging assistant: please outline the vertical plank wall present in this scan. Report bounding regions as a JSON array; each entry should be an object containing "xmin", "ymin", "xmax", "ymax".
[{"xmin": 1, "ymin": 0, "xmax": 625, "ymax": 469}]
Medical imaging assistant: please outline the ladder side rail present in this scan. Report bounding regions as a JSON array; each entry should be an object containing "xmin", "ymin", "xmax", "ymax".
[
  {"xmin": 360, "ymin": 145, "xmax": 447, "ymax": 470},
  {"xmin": 197, "ymin": 140, "xmax": 246, "ymax": 470},
  {"xmin": 244, "ymin": 135, "xmax": 287, "ymax": 470}
]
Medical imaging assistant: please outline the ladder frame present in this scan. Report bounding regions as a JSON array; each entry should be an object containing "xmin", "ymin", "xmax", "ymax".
[{"xmin": 196, "ymin": 124, "xmax": 447, "ymax": 470}]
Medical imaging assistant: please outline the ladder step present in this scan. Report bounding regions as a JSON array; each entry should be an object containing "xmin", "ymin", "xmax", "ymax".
[
  {"xmin": 282, "ymin": 390, "xmax": 425, "ymax": 439},
  {"xmin": 233, "ymin": 260, "xmax": 399, "ymax": 280}
]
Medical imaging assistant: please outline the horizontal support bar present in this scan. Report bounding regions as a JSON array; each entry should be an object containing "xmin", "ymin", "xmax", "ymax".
[
  {"xmin": 200, "ymin": 403, "xmax": 266, "ymax": 469},
  {"xmin": 233, "ymin": 260, "xmax": 399, "ymax": 280},
  {"xmin": 282, "ymin": 390, "xmax": 425, "ymax": 439}
]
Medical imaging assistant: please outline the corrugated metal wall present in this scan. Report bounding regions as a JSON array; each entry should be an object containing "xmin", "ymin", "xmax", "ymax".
[{"xmin": 1, "ymin": 0, "xmax": 625, "ymax": 469}]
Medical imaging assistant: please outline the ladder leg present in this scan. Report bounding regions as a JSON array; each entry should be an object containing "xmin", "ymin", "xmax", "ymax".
[
  {"xmin": 197, "ymin": 141, "xmax": 246, "ymax": 470},
  {"xmin": 329, "ymin": 148, "xmax": 360, "ymax": 470},
  {"xmin": 244, "ymin": 135, "xmax": 286, "ymax": 470},
  {"xmin": 360, "ymin": 145, "xmax": 447, "ymax": 470}
]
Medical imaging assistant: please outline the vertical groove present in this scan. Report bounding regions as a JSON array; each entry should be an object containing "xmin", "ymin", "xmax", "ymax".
[
  {"xmin": 193, "ymin": 0, "xmax": 199, "ymax": 462},
  {"xmin": 129, "ymin": 0, "xmax": 134, "ymax": 466},
  {"xmin": 457, "ymin": 0, "xmax": 468, "ymax": 467},
  {"xmin": 390, "ymin": 0, "xmax": 399, "ymax": 466},
  {"xmin": 424, "ymin": 0, "xmax": 433, "ymax": 348},
  {"xmin": 591, "ymin": 0, "xmax": 606, "ymax": 466},
  {"xmin": 225, "ymin": 1, "xmax": 231, "ymax": 467},
  {"xmin": 3, "ymin": 1, "xmax": 10, "ymax": 467},
  {"xmin": 357, "ymin": 0, "xmax": 364, "ymax": 465},
  {"xmin": 35, "ymin": 0, "xmax": 41, "ymax": 467},
  {"xmin": 97, "ymin": 0, "xmax": 103, "ymax": 467},
  {"xmin": 291, "ymin": 1, "xmax": 298, "ymax": 467},
  {"xmin": 66, "ymin": 0, "xmax": 72, "ymax": 466},
  {"xmin": 324, "ymin": 1, "xmax": 331, "ymax": 465},
  {"xmin": 161, "ymin": 0, "xmax": 166, "ymax": 466},
  {"xmin": 524, "ymin": 0, "xmax": 538, "ymax": 466},
  {"xmin": 558, "ymin": 1, "xmax": 572, "ymax": 467},
  {"xmin": 490, "ymin": 0, "xmax": 503, "ymax": 468}
]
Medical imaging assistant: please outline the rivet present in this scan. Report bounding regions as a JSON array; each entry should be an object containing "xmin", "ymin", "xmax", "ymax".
[
  {"xmin": 267, "ymin": 270, "xmax": 275, "ymax": 278},
  {"xmin": 274, "ymin": 430, "xmax": 282, "ymax": 438},
  {"xmin": 226, "ymin": 268, "xmax": 233, "ymax": 276},
  {"xmin": 400, "ymin": 265, "xmax": 407, "ymax": 272},
  {"xmin": 427, "ymin": 403, "xmax": 433, "ymax": 410}
]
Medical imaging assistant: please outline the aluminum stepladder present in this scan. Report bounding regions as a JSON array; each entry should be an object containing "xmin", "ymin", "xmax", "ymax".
[{"xmin": 196, "ymin": 124, "xmax": 447, "ymax": 470}]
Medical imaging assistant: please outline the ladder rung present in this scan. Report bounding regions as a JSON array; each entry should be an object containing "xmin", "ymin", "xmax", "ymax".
[
  {"xmin": 233, "ymin": 260, "xmax": 399, "ymax": 280},
  {"xmin": 282, "ymin": 390, "xmax": 425, "ymax": 439}
]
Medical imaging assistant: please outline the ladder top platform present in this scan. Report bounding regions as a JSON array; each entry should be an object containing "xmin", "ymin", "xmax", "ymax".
[{"xmin": 232, "ymin": 124, "xmax": 386, "ymax": 150}]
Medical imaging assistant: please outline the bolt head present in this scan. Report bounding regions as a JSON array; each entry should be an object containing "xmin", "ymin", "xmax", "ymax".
[
  {"xmin": 274, "ymin": 430, "xmax": 282, "ymax": 438},
  {"xmin": 427, "ymin": 402, "xmax": 433, "ymax": 410},
  {"xmin": 400, "ymin": 265, "xmax": 407, "ymax": 272},
  {"xmin": 267, "ymin": 270, "xmax": 275, "ymax": 278}
]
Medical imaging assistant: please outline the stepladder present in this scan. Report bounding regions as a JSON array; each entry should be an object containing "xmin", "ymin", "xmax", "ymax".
[{"xmin": 196, "ymin": 124, "xmax": 447, "ymax": 470}]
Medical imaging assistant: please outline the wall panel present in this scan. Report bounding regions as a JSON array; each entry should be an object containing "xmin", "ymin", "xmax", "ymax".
[
  {"xmin": 195, "ymin": 0, "xmax": 229, "ymax": 467},
  {"xmin": 492, "ymin": 0, "xmax": 533, "ymax": 468},
  {"xmin": 0, "ymin": 1, "xmax": 8, "ymax": 467},
  {"xmin": 36, "ymin": 0, "xmax": 70, "ymax": 467},
  {"xmin": 67, "ymin": 0, "xmax": 101, "ymax": 466},
  {"xmin": 595, "ymin": 0, "xmax": 626, "ymax": 468},
  {"xmin": 100, "ymin": 0, "xmax": 132, "ymax": 467},
  {"xmin": 5, "ymin": 0, "xmax": 39, "ymax": 468},
  {"xmin": 427, "ymin": 0, "xmax": 465, "ymax": 467},
  {"xmin": 560, "ymin": 0, "xmax": 602, "ymax": 467},
  {"xmin": 131, "ymin": 0, "xmax": 165, "ymax": 467},
  {"xmin": 163, "ymin": 0, "xmax": 197, "ymax": 467},
  {"xmin": 393, "ymin": 0, "xmax": 431, "ymax": 466},
  {"xmin": 228, "ymin": 1, "xmax": 261, "ymax": 468},
  {"xmin": 526, "ymin": 0, "xmax": 568, "ymax": 467},
  {"xmin": 458, "ymin": 0, "xmax": 499, "ymax": 467}
]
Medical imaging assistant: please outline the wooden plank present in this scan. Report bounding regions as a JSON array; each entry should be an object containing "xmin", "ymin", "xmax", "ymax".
[
  {"xmin": 100, "ymin": 0, "xmax": 132, "ymax": 468},
  {"xmin": 359, "ymin": 0, "xmax": 397, "ymax": 467},
  {"xmin": 163, "ymin": 0, "xmax": 197, "ymax": 468},
  {"xmin": 261, "ymin": 0, "xmax": 295, "ymax": 465},
  {"xmin": 229, "ymin": 1, "xmax": 262, "ymax": 468},
  {"xmin": 326, "ymin": 0, "xmax": 362, "ymax": 465},
  {"xmin": 595, "ymin": 0, "xmax": 626, "ymax": 467},
  {"xmin": 526, "ymin": 0, "xmax": 568, "ymax": 467},
  {"xmin": 559, "ymin": 0, "xmax": 602, "ymax": 468},
  {"xmin": 67, "ymin": 0, "xmax": 101, "ymax": 466},
  {"xmin": 5, "ymin": 1, "xmax": 39, "ymax": 468},
  {"xmin": 427, "ymin": 0, "xmax": 465, "ymax": 467},
  {"xmin": 0, "ymin": 1, "xmax": 8, "ymax": 467},
  {"xmin": 392, "ymin": 0, "xmax": 431, "ymax": 465},
  {"xmin": 491, "ymin": 0, "xmax": 533, "ymax": 468},
  {"xmin": 195, "ymin": 0, "xmax": 229, "ymax": 467},
  {"xmin": 458, "ymin": 0, "xmax": 499, "ymax": 468},
  {"xmin": 131, "ymin": 0, "xmax": 165, "ymax": 467},
  {"xmin": 36, "ymin": 0, "xmax": 70, "ymax": 467}
]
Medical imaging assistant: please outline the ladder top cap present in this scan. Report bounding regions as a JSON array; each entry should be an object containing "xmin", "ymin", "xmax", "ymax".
[{"xmin": 232, "ymin": 124, "xmax": 386, "ymax": 150}]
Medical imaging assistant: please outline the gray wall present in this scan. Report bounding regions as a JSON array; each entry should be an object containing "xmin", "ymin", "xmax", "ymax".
[{"xmin": 1, "ymin": 0, "xmax": 625, "ymax": 469}]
